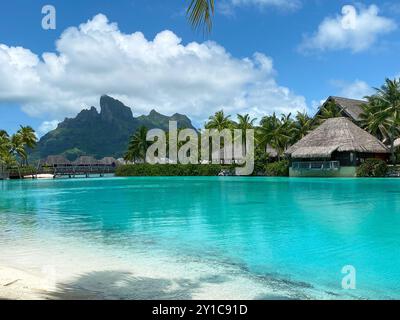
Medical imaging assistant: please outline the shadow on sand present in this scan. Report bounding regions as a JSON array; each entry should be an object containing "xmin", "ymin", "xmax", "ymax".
[
  {"xmin": 44, "ymin": 270, "xmax": 310, "ymax": 300},
  {"xmin": 45, "ymin": 270, "xmax": 230, "ymax": 300}
]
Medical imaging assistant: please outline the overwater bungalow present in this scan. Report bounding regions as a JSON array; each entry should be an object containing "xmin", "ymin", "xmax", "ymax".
[
  {"xmin": 42, "ymin": 155, "xmax": 72, "ymax": 167},
  {"xmin": 285, "ymin": 117, "xmax": 390, "ymax": 177},
  {"xmin": 73, "ymin": 156, "xmax": 99, "ymax": 166},
  {"xmin": 39, "ymin": 155, "xmax": 119, "ymax": 178},
  {"xmin": 99, "ymin": 157, "xmax": 118, "ymax": 167}
]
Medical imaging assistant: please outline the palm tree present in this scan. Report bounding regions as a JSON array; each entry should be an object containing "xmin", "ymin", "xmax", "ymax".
[
  {"xmin": 258, "ymin": 113, "xmax": 294, "ymax": 160},
  {"xmin": 293, "ymin": 111, "xmax": 315, "ymax": 142},
  {"xmin": 204, "ymin": 110, "xmax": 234, "ymax": 164},
  {"xmin": 236, "ymin": 114, "xmax": 257, "ymax": 131},
  {"xmin": 0, "ymin": 131, "xmax": 11, "ymax": 178},
  {"xmin": 205, "ymin": 110, "xmax": 233, "ymax": 131},
  {"xmin": 0, "ymin": 130, "xmax": 9, "ymax": 152},
  {"xmin": 359, "ymin": 96, "xmax": 391, "ymax": 142},
  {"xmin": 187, "ymin": 0, "xmax": 215, "ymax": 33},
  {"xmin": 316, "ymin": 100, "xmax": 342, "ymax": 123},
  {"xmin": 17, "ymin": 126, "xmax": 37, "ymax": 165},
  {"xmin": 10, "ymin": 134, "xmax": 27, "ymax": 172},
  {"xmin": 18, "ymin": 126, "xmax": 37, "ymax": 148},
  {"xmin": 279, "ymin": 113, "xmax": 296, "ymax": 152},
  {"xmin": 361, "ymin": 78, "xmax": 400, "ymax": 163},
  {"xmin": 258, "ymin": 113, "xmax": 278, "ymax": 149},
  {"xmin": 0, "ymin": 130, "xmax": 8, "ymax": 139},
  {"xmin": 0, "ymin": 126, "xmax": 38, "ymax": 178},
  {"xmin": 0, "ymin": 149, "xmax": 17, "ymax": 172},
  {"xmin": 235, "ymin": 114, "xmax": 257, "ymax": 156},
  {"xmin": 124, "ymin": 126, "xmax": 150, "ymax": 162}
]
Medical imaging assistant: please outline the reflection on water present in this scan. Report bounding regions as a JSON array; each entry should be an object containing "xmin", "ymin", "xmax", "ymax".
[{"xmin": 1, "ymin": 177, "xmax": 400, "ymax": 299}]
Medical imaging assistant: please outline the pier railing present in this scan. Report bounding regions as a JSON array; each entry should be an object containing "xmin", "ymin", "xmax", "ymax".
[
  {"xmin": 292, "ymin": 161, "xmax": 340, "ymax": 171},
  {"xmin": 2, "ymin": 162, "xmax": 118, "ymax": 179},
  {"xmin": 45, "ymin": 164, "xmax": 116, "ymax": 178}
]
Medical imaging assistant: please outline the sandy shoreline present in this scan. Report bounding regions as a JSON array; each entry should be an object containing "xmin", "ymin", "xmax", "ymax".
[
  {"xmin": 0, "ymin": 228, "xmax": 335, "ymax": 300},
  {"xmin": 0, "ymin": 265, "xmax": 48, "ymax": 300},
  {"xmin": 0, "ymin": 262, "xmax": 287, "ymax": 300},
  {"xmin": 0, "ymin": 257, "xmax": 336, "ymax": 300}
]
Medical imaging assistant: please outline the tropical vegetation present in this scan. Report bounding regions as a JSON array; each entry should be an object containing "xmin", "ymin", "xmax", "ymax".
[
  {"xmin": 116, "ymin": 163, "xmax": 225, "ymax": 177},
  {"xmin": 360, "ymin": 78, "xmax": 400, "ymax": 164},
  {"xmin": 265, "ymin": 160, "xmax": 290, "ymax": 177},
  {"xmin": 120, "ymin": 77, "xmax": 400, "ymax": 177},
  {"xmin": 124, "ymin": 126, "xmax": 150, "ymax": 162},
  {"xmin": 123, "ymin": 110, "xmax": 316, "ymax": 175},
  {"xmin": 316, "ymin": 100, "xmax": 343, "ymax": 123},
  {"xmin": 0, "ymin": 126, "xmax": 37, "ymax": 178},
  {"xmin": 356, "ymin": 159, "xmax": 388, "ymax": 177},
  {"xmin": 4, "ymin": 77, "xmax": 400, "ymax": 178}
]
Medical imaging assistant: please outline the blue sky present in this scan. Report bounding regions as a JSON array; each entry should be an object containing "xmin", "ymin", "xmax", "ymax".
[{"xmin": 1, "ymin": 0, "xmax": 400, "ymax": 134}]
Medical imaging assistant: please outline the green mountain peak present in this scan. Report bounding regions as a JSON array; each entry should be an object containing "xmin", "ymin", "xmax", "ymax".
[{"xmin": 32, "ymin": 96, "xmax": 195, "ymax": 160}]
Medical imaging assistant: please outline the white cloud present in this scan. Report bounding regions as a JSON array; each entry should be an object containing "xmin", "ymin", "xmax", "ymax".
[
  {"xmin": 336, "ymin": 80, "xmax": 374, "ymax": 99},
  {"xmin": 311, "ymin": 99, "xmax": 327, "ymax": 111},
  {"xmin": 331, "ymin": 79, "xmax": 374, "ymax": 99},
  {"xmin": 38, "ymin": 120, "xmax": 60, "ymax": 136},
  {"xmin": 300, "ymin": 4, "xmax": 397, "ymax": 53},
  {"xmin": 0, "ymin": 14, "xmax": 307, "ymax": 124}
]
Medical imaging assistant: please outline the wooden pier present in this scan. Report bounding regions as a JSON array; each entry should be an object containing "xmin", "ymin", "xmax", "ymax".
[
  {"xmin": 41, "ymin": 156, "xmax": 118, "ymax": 179},
  {"xmin": 2, "ymin": 156, "xmax": 119, "ymax": 180},
  {"xmin": 50, "ymin": 164, "xmax": 116, "ymax": 178}
]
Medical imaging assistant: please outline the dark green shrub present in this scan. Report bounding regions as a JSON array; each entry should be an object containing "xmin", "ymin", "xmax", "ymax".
[
  {"xmin": 115, "ymin": 164, "xmax": 226, "ymax": 177},
  {"xmin": 265, "ymin": 160, "xmax": 289, "ymax": 177},
  {"xmin": 356, "ymin": 159, "xmax": 388, "ymax": 177}
]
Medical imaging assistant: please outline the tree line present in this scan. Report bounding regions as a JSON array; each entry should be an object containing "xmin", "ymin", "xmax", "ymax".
[
  {"xmin": 0, "ymin": 126, "xmax": 37, "ymax": 177},
  {"xmin": 125, "ymin": 78, "xmax": 400, "ymax": 165}
]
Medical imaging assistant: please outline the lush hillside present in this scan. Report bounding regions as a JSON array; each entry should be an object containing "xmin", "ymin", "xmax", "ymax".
[{"xmin": 32, "ymin": 95, "xmax": 196, "ymax": 160}]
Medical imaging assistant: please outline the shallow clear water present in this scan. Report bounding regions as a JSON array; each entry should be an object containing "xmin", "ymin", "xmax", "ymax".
[{"xmin": 1, "ymin": 177, "xmax": 400, "ymax": 299}]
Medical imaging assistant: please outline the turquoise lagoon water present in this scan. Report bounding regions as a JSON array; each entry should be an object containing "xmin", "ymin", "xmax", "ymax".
[{"xmin": 1, "ymin": 177, "xmax": 400, "ymax": 299}]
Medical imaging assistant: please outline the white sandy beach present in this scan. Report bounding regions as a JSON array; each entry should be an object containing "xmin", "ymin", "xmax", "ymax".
[
  {"xmin": 0, "ymin": 266, "xmax": 49, "ymax": 300},
  {"xmin": 0, "ymin": 229, "xmax": 334, "ymax": 300},
  {"xmin": 0, "ymin": 259, "xmax": 288, "ymax": 300}
]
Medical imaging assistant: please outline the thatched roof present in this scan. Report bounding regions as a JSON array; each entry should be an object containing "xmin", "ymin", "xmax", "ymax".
[
  {"xmin": 266, "ymin": 145, "xmax": 278, "ymax": 157},
  {"xmin": 73, "ymin": 156, "xmax": 98, "ymax": 165},
  {"xmin": 43, "ymin": 155, "xmax": 71, "ymax": 165},
  {"xmin": 99, "ymin": 157, "xmax": 117, "ymax": 165},
  {"xmin": 286, "ymin": 117, "xmax": 389, "ymax": 159},
  {"xmin": 318, "ymin": 96, "xmax": 366, "ymax": 122}
]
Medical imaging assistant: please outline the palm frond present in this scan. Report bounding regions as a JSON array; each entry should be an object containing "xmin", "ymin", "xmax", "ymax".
[{"xmin": 187, "ymin": 0, "xmax": 215, "ymax": 33}]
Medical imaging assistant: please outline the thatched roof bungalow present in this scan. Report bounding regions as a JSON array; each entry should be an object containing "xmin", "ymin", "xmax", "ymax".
[
  {"xmin": 99, "ymin": 157, "xmax": 118, "ymax": 166},
  {"xmin": 42, "ymin": 155, "xmax": 71, "ymax": 167},
  {"xmin": 73, "ymin": 156, "xmax": 99, "ymax": 166},
  {"xmin": 316, "ymin": 96, "xmax": 365, "ymax": 123},
  {"xmin": 286, "ymin": 117, "xmax": 389, "ymax": 177},
  {"xmin": 266, "ymin": 145, "xmax": 278, "ymax": 159}
]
